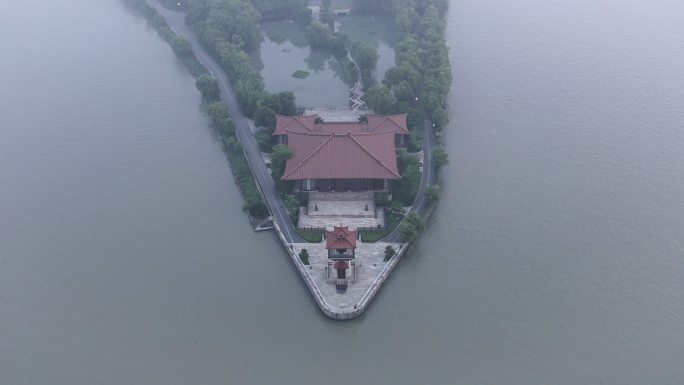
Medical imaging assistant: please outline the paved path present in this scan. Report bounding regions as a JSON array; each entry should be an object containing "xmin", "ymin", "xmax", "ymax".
[
  {"xmin": 381, "ymin": 120, "xmax": 436, "ymax": 242},
  {"xmin": 150, "ymin": 1, "xmax": 304, "ymax": 243},
  {"xmin": 150, "ymin": 1, "xmax": 435, "ymax": 244}
]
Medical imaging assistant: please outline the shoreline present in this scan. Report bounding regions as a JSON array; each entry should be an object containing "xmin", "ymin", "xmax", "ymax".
[
  {"xmin": 128, "ymin": 0, "xmax": 447, "ymax": 319},
  {"xmin": 274, "ymin": 221, "xmax": 410, "ymax": 319}
]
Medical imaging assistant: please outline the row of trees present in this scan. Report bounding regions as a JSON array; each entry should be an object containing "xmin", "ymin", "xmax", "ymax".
[
  {"xmin": 353, "ymin": 0, "xmax": 450, "ymax": 243},
  {"xmin": 194, "ymin": 66, "xmax": 270, "ymax": 218},
  {"xmin": 363, "ymin": 0, "xmax": 451, "ymax": 127},
  {"xmin": 126, "ymin": 0, "xmax": 269, "ymax": 219},
  {"xmin": 185, "ymin": 0, "xmax": 300, "ymax": 134},
  {"xmin": 184, "ymin": 0, "xmax": 314, "ymax": 225}
]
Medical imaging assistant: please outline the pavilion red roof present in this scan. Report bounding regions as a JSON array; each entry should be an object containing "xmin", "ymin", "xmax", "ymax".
[
  {"xmin": 281, "ymin": 131, "xmax": 401, "ymax": 181},
  {"xmin": 326, "ymin": 226, "xmax": 357, "ymax": 250},
  {"xmin": 273, "ymin": 114, "xmax": 409, "ymax": 136}
]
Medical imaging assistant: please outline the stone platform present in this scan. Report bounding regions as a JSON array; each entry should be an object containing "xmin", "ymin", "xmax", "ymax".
[
  {"xmin": 292, "ymin": 241, "xmax": 402, "ymax": 312},
  {"xmin": 303, "ymin": 108, "xmax": 367, "ymax": 122},
  {"xmin": 297, "ymin": 191, "xmax": 385, "ymax": 229}
]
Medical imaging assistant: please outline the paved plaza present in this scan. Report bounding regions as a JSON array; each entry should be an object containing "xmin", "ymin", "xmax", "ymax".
[
  {"xmin": 303, "ymin": 108, "xmax": 366, "ymax": 122},
  {"xmin": 292, "ymin": 241, "xmax": 401, "ymax": 310},
  {"xmin": 297, "ymin": 191, "xmax": 385, "ymax": 229}
]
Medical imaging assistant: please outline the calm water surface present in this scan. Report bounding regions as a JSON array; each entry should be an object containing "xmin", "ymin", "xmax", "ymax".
[
  {"xmin": 1, "ymin": 0, "xmax": 683, "ymax": 384},
  {"xmin": 254, "ymin": 15, "xmax": 396, "ymax": 107}
]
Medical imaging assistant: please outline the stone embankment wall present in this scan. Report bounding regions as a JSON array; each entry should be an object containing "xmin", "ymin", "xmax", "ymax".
[{"xmin": 273, "ymin": 222, "xmax": 409, "ymax": 320}]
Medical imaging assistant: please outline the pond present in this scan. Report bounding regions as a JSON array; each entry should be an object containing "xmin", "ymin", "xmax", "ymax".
[
  {"xmin": 337, "ymin": 15, "xmax": 397, "ymax": 87},
  {"xmin": 252, "ymin": 15, "xmax": 397, "ymax": 109}
]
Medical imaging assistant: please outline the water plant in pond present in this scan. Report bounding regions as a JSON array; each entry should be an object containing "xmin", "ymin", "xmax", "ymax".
[{"xmin": 291, "ymin": 70, "xmax": 310, "ymax": 79}]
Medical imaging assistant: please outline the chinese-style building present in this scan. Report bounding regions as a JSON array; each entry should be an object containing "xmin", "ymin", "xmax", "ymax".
[
  {"xmin": 273, "ymin": 114, "xmax": 409, "ymax": 192},
  {"xmin": 325, "ymin": 226, "xmax": 357, "ymax": 292}
]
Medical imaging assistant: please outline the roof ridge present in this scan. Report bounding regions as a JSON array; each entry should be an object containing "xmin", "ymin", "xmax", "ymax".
[
  {"xmin": 383, "ymin": 115, "xmax": 406, "ymax": 132},
  {"xmin": 281, "ymin": 134, "xmax": 334, "ymax": 179},
  {"xmin": 287, "ymin": 130, "xmax": 338, "ymax": 137},
  {"xmin": 350, "ymin": 129, "xmax": 396, "ymax": 136},
  {"xmin": 292, "ymin": 115, "xmax": 315, "ymax": 132},
  {"xmin": 275, "ymin": 115, "xmax": 315, "ymax": 134},
  {"xmin": 348, "ymin": 133, "xmax": 402, "ymax": 178}
]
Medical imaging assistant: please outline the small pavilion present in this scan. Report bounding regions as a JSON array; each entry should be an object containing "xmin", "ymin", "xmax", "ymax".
[{"xmin": 325, "ymin": 226, "xmax": 357, "ymax": 292}]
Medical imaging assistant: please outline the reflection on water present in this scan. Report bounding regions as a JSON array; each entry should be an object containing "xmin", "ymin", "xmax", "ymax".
[
  {"xmin": 253, "ymin": 16, "xmax": 397, "ymax": 108},
  {"xmin": 337, "ymin": 15, "xmax": 397, "ymax": 85}
]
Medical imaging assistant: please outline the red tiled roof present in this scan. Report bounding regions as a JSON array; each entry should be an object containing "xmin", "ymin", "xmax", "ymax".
[
  {"xmin": 273, "ymin": 114, "xmax": 409, "ymax": 135},
  {"xmin": 326, "ymin": 226, "xmax": 357, "ymax": 249},
  {"xmin": 272, "ymin": 115, "xmax": 316, "ymax": 135},
  {"xmin": 281, "ymin": 130, "xmax": 401, "ymax": 180},
  {"xmin": 367, "ymin": 114, "xmax": 410, "ymax": 134}
]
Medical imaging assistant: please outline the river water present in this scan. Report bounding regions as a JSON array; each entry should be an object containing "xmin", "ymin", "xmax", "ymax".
[{"xmin": 1, "ymin": 0, "xmax": 683, "ymax": 384}]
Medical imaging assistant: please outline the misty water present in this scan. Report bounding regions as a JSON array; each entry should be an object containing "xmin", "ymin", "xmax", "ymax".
[{"xmin": 1, "ymin": 0, "xmax": 683, "ymax": 384}]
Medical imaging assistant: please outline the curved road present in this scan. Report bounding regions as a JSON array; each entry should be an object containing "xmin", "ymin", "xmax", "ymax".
[
  {"xmin": 150, "ymin": 1, "xmax": 435, "ymax": 244},
  {"xmin": 381, "ymin": 121, "xmax": 435, "ymax": 242},
  {"xmin": 150, "ymin": 1, "xmax": 304, "ymax": 243}
]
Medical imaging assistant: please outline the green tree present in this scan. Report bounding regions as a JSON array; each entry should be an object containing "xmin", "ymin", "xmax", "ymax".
[
  {"xmin": 426, "ymin": 184, "xmax": 441, "ymax": 205},
  {"xmin": 305, "ymin": 22, "xmax": 333, "ymax": 49},
  {"xmin": 384, "ymin": 245, "xmax": 396, "ymax": 261},
  {"xmin": 283, "ymin": 193, "xmax": 300, "ymax": 222},
  {"xmin": 432, "ymin": 106, "xmax": 448, "ymax": 129},
  {"xmin": 207, "ymin": 102, "xmax": 230, "ymax": 122},
  {"xmin": 274, "ymin": 92, "xmax": 297, "ymax": 116},
  {"xmin": 432, "ymin": 146, "xmax": 449, "ymax": 168},
  {"xmin": 392, "ymin": 162, "xmax": 421, "ymax": 206},
  {"xmin": 256, "ymin": 129, "xmax": 274, "ymax": 153},
  {"xmin": 364, "ymin": 85, "xmax": 396, "ymax": 115},
  {"xmin": 399, "ymin": 213, "xmax": 425, "ymax": 242},
  {"xmin": 407, "ymin": 130, "xmax": 423, "ymax": 153},
  {"xmin": 270, "ymin": 144, "xmax": 292, "ymax": 179},
  {"xmin": 170, "ymin": 36, "xmax": 193, "ymax": 57},
  {"xmin": 260, "ymin": 92, "xmax": 297, "ymax": 116},
  {"xmin": 207, "ymin": 102, "xmax": 235, "ymax": 136},
  {"xmin": 396, "ymin": 149, "xmax": 421, "ymax": 174},
  {"xmin": 187, "ymin": 0, "xmax": 262, "ymax": 51},
  {"xmin": 195, "ymin": 73, "xmax": 221, "ymax": 102},
  {"xmin": 254, "ymin": 105, "xmax": 276, "ymax": 128},
  {"xmin": 387, "ymin": 200, "xmax": 405, "ymax": 220},
  {"xmin": 352, "ymin": 42, "xmax": 378, "ymax": 73},
  {"xmin": 384, "ymin": 64, "xmax": 421, "ymax": 91}
]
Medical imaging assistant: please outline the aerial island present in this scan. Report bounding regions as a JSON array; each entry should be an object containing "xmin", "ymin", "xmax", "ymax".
[{"xmin": 126, "ymin": 0, "xmax": 451, "ymax": 319}]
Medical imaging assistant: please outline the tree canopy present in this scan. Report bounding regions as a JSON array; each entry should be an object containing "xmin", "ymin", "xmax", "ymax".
[
  {"xmin": 399, "ymin": 213, "xmax": 425, "ymax": 242},
  {"xmin": 196, "ymin": 73, "xmax": 221, "ymax": 102}
]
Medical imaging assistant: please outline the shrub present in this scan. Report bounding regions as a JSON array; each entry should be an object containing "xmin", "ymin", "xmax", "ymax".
[
  {"xmin": 299, "ymin": 249, "xmax": 310, "ymax": 265},
  {"xmin": 399, "ymin": 213, "xmax": 425, "ymax": 242},
  {"xmin": 384, "ymin": 245, "xmax": 396, "ymax": 261},
  {"xmin": 426, "ymin": 184, "xmax": 441, "ymax": 205},
  {"xmin": 374, "ymin": 192, "xmax": 390, "ymax": 206},
  {"xmin": 196, "ymin": 73, "xmax": 221, "ymax": 102},
  {"xmin": 433, "ymin": 146, "xmax": 449, "ymax": 168},
  {"xmin": 256, "ymin": 130, "xmax": 274, "ymax": 153}
]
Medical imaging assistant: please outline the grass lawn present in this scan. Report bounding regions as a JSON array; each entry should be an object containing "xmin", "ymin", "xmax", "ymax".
[
  {"xmin": 359, "ymin": 210, "xmax": 404, "ymax": 242},
  {"xmin": 291, "ymin": 70, "xmax": 310, "ymax": 79},
  {"xmin": 297, "ymin": 229, "xmax": 323, "ymax": 243}
]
